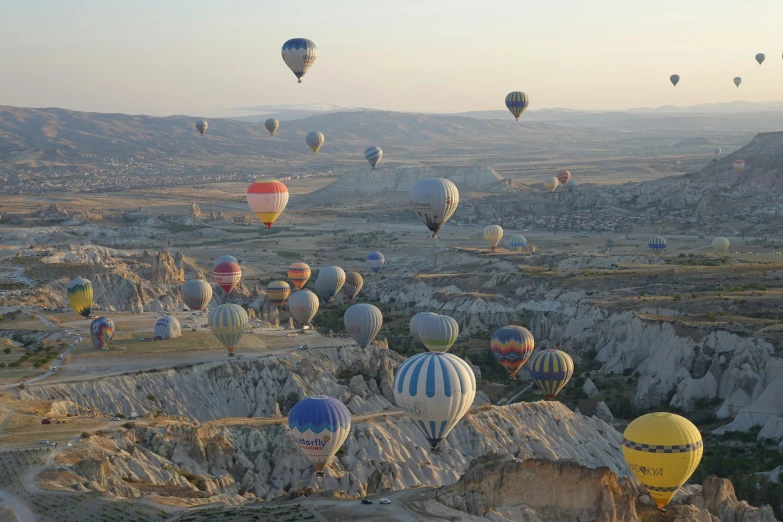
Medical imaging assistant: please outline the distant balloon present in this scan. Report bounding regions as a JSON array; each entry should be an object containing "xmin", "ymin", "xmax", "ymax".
[
  {"xmin": 509, "ymin": 235, "xmax": 527, "ymax": 251},
  {"xmin": 409, "ymin": 312, "xmax": 438, "ymax": 345},
  {"xmin": 418, "ymin": 314, "xmax": 459, "ymax": 353},
  {"xmin": 364, "ymin": 146, "xmax": 383, "ymax": 169},
  {"xmin": 90, "ymin": 317, "xmax": 114, "ymax": 350},
  {"xmin": 154, "ymin": 316, "xmax": 181, "ymax": 340},
  {"xmin": 733, "ymin": 160, "xmax": 745, "ymax": 173},
  {"xmin": 195, "ymin": 119, "xmax": 208, "ymax": 135},
  {"xmin": 557, "ymin": 170, "xmax": 571, "ymax": 186},
  {"xmin": 288, "ymin": 262, "xmax": 312, "ymax": 290},
  {"xmin": 622, "ymin": 412, "xmax": 703, "ymax": 509},
  {"xmin": 505, "ymin": 91, "xmax": 529, "ymax": 120},
  {"xmin": 288, "ymin": 395, "xmax": 350, "ymax": 477},
  {"xmin": 733, "ymin": 77, "xmax": 742, "ymax": 88},
  {"xmin": 566, "ymin": 179, "xmax": 576, "ymax": 192},
  {"xmin": 344, "ymin": 303, "xmax": 383, "ymax": 349},
  {"xmin": 266, "ymin": 281, "xmax": 291, "ymax": 308},
  {"xmin": 208, "ymin": 303, "xmax": 248, "ymax": 354},
  {"xmin": 393, "ymin": 352, "xmax": 476, "ymax": 451},
  {"xmin": 67, "ymin": 278, "xmax": 93, "ymax": 318},
  {"xmin": 483, "ymin": 225, "xmax": 503, "ymax": 251},
  {"xmin": 528, "ymin": 349, "xmax": 574, "ymax": 399},
  {"xmin": 213, "ymin": 261, "xmax": 241, "ymax": 294},
  {"xmin": 265, "ymin": 118, "xmax": 279, "ymax": 136},
  {"xmin": 670, "ymin": 74, "xmax": 680, "ymax": 87},
  {"xmin": 306, "ymin": 131, "xmax": 325, "ymax": 154},
  {"xmin": 215, "ymin": 255, "xmax": 237, "ymax": 265},
  {"xmin": 247, "ymin": 180, "xmax": 289, "ymax": 230},
  {"xmin": 366, "ymin": 252, "xmax": 385, "ymax": 274},
  {"xmin": 713, "ymin": 147, "xmax": 722, "ymax": 159},
  {"xmin": 648, "ymin": 236, "xmax": 667, "ymax": 255},
  {"xmin": 712, "ymin": 237, "xmax": 730, "ymax": 254},
  {"xmin": 181, "ymin": 280, "xmax": 212, "ymax": 311},
  {"xmin": 288, "ymin": 290, "xmax": 319, "ymax": 325},
  {"xmin": 410, "ymin": 178, "xmax": 460, "ymax": 238},
  {"xmin": 543, "ymin": 177, "xmax": 559, "ymax": 193},
  {"xmin": 314, "ymin": 266, "xmax": 345, "ymax": 303},
  {"xmin": 282, "ymin": 38, "xmax": 318, "ymax": 83},
  {"xmin": 342, "ymin": 272, "xmax": 364, "ymax": 302},
  {"xmin": 491, "ymin": 325, "xmax": 535, "ymax": 380},
  {"xmin": 756, "ymin": 53, "xmax": 765, "ymax": 65}
]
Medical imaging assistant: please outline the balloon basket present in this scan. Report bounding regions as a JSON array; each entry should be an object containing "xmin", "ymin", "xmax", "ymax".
[{"xmin": 315, "ymin": 471, "xmax": 324, "ymax": 478}]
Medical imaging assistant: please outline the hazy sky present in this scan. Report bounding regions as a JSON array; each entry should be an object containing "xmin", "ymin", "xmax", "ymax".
[{"xmin": 2, "ymin": 0, "xmax": 783, "ymax": 116}]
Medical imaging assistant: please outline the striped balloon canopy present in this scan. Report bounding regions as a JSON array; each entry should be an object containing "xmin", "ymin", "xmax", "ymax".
[
  {"xmin": 288, "ymin": 290, "xmax": 319, "ymax": 326},
  {"xmin": 344, "ymin": 303, "xmax": 383, "ymax": 349},
  {"xmin": 314, "ymin": 266, "xmax": 345, "ymax": 303},
  {"xmin": 195, "ymin": 119, "xmax": 208, "ymax": 135},
  {"xmin": 483, "ymin": 225, "xmax": 503, "ymax": 251},
  {"xmin": 342, "ymin": 272, "xmax": 364, "ymax": 302},
  {"xmin": 364, "ymin": 146, "xmax": 383, "ymax": 169},
  {"xmin": 213, "ymin": 261, "xmax": 241, "ymax": 294},
  {"xmin": 557, "ymin": 170, "xmax": 571, "ymax": 186},
  {"xmin": 648, "ymin": 236, "xmax": 667, "ymax": 255},
  {"xmin": 505, "ymin": 91, "xmax": 530, "ymax": 120},
  {"xmin": 528, "ymin": 349, "xmax": 574, "ymax": 399},
  {"xmin": 208, "ymin": 304, "xmax": 248, "ymax": 354},
  {"xmin": 543, "ymin": 177, "xmax": 559, "ymax": 193},
  {"xmin": 409, "ymin": 312, "xmax": 438, "ymax": 345},
  {"xmin": 67, "ymin": 277, "xmax": 93, "ymax": 318},
  {"xmin": 288, "ymin": 395, "xmax": 350, "ymax": 476},
  {"xmin": 90, "ymin": 317, "xmax": 114, "ymax": 350},
  {"xmin": 393, "ymin": 352, "xmax": 476, "ymax": 451},
  {"xmin": 509, "ymin": 235, "xmax": 527, "ymax": 251},
  {"xmin": 282, "ymin": 38, "xmax": 318, "ymax": 83},
  {"xmin": 418, "ymin": 314, "xmax": 459, "ymax": 353},
  {"xmin": 366, "ymin": 252, "xmax": 385, "ymax": 274},
  {"xmin": 491, "ymin": 325, "xmax": 535, "ymax": 379},
  {"xmin": 247, "ymin": 180, "xmax": 289, "ymax": 230},
  {"xmin": 288, "ymin": 262, "xmax": 311, "ymax": 290},
  {"xmin": 266, "ymin": 281, "xmax": 291, "ymax": 308},
  {"xmin": 410, "ymin": 178, "xmax": 459, "ymax": 238},
  {"xmin": 215, "ymin": 255, "xmax": 237, "ymax": 265},
  {"xmin": 181, "ymin": 280, "xmax": 212, "ymax": 311},
  {"xmin": 733, "ymin": 160, "xmax": 745, "ymax": 173},
  {"xmin": 265, "ymin": 118, "xmax": 279, "ymax": 136}
]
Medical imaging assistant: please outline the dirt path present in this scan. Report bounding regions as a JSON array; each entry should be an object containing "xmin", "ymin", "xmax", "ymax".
[{"xmin": 0, "ymin": 488, "xmax": 37, "ymax": 521}]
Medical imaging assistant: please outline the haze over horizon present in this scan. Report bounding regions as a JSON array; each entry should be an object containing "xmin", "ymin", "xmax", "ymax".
[{"xmin": 2, "ymin": 0, "xmax": 783, "ymax": 117}]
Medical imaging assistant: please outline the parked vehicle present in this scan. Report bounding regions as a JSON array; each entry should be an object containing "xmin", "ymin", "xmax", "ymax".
[
  {"xmin": 41, "ymin": 418, "xmax": 52, "ymax": 425},
  {"xmin": 361, "ymin": 499, "xmax": 373, "ymax": 505},
  {"xmin": 380, "ymin": 498, "xmax": 391, "ymax": 505}
]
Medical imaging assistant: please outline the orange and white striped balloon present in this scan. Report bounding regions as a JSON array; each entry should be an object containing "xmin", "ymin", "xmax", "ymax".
[{"xmin": 247, "ymin": 180, "xmax": 289, "ymax": 229}]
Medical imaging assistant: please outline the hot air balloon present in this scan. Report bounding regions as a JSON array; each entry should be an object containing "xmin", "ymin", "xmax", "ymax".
[
  {"xmin": 509, "ymin": 235, "xmax": 527, "ymax": 251},
  {"xmin": 195, "ymin": 119, "xmax": 208, "ymax": 135},
  {"xmin": 208, "ymin": 303, "xmax": 248, "ymax": 355},
  {"xmin": 566, "ymin": 179, "xmax": 576, "ymax": 192},
  {"xmin": 214, "ymin": 261, "xmax": 241, "ymax": 294},
  {"xmin": 265, "ymin": 118, "xmax": 279, "ymax": 136},
  {"xmin": 247, "ymin": 180, "xmax": 289, "ymax": 230},
  {"xmin": 266, "ymin": 281, "xmax": 291, "ymax": 308},
  {"xmin": 288, "ymin": 262, "xmax": 312, "ymax": 290},
  {"xmin": 418, "ymin": 314, "xmax": 459, "ymax": 353},
  {"xmin": 543, "ymin": 177, "xmax": 559, "ymax": 193},
  {"xmin": 713, "ymin": 147, "xmax": 721, "ymax": 159},
  {"xmin": 288, "ymin": 395, "xmax": 350, "ymax": 477},
  {"xmin": 365, "ymin": 146, "xmax": 383, "ymax": 169},
  {"xmin": 483, "ymin": 225, "xmax": 503, "ymax": 251},
  {"xmin": 410, "ymin": 178, "xmax": 459, "ymax": 238},
  {"xmin": 622, "ymin": 413, "xmax": 703, "ymax": 510},
  {"xmin": 528, "ymin": 349, "xmax": 574, "ymax": 399},
  {"xmin": 154, "ymin": 316, "xmax": 181, "ymax": 340},
  {"xmin": 314, "ymin": 266, "xmax": 345, "ymax": 303},
  {"xmin": 712, "ymin": 237, "xmax": 730, "ymax": 254},
  {"xmin": 393, "ymin": 352, "xmax": 476, "ymax": 452},
  {"xmin": 670, "ymin": 74, "xmax": 680, "ymax": 87},
  {"xmin": 215, "ymin": 255, "xmax": 237, "ymax": 265},
  {"xmin": 648, "ymin": 236, "xmax": 667, "ymax": 255},
  {"xmin": 409, "ymin": 312, "xmax": 438, "ymax": 345},
  {"xmin": 505, "ymin": 91, "xmax": 529, "ymax": 120},
  {"xmin": 306, "ymin": 131, "xmax": 324, "ymax": 155},
  {"xmin": 557, "ymin": 170, "xmax": 571, "ymax": 186},
  {"xmin": 344, "ymin": 303, "xmax": 383, "ymax": 349},
  {"xmin": 734, "ymin": 77, "xmax": 742, "ymax": 88},
  {"xmin": 733, "ymin": 160, "xmax": 745, "ymax": 173},
  {"xmin": 756, "ymin": 53, "xmax": 765, "ymax": 65},
  {"xmin": 342, "ymin": 272, "xmax": 364, "ymax": 302},
  {"xmin": 282, "ymin": 38, "xmax": 318, "ymax": 83},
  {"xmin": 288, "ymin": 290, "xmax": 319, "ymax": 326},
  {"xmin": 366, "ymin": 252, "xmax": 385, "ymax": 274},
  {"xmin": 67, "ymin": 278, "xmax": 93, "ymax": 318},
  {"xmin": 491, "ymin": 325, "xmax": 535, "ymax": 379},
  {"xmin": 181, "ymin": 280, "xmax": 212, "ymax": 311},
  {"xmin": 90, "ymin": 317, "xmax": 114, "ymax": 350}
]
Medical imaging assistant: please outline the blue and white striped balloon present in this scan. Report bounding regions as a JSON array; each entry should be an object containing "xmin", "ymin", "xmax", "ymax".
[
  {"xmin": 364, "ymin": 146, "xmax": 383, "ymax": 169},
  {"xmin": 288, "ymin": 395, "xmax": 351, "ymax": 477},
  {"xmin": 648, "ymin": 236, "xmax": 667, "ymax": 254},
  {"xmin": 393, "ymin": 352, "xmax": 476, "ymax": 451},
  {"xmin": 282, "ymin": 38, "xmax": 318, "ymax": 83},
  {"xmin": 366, "ymin": 251, "xmax": 385, "ymax": 274},
  {"xmin": 509, "ymin": 235, "xmax": 527, "ymax": 251}
]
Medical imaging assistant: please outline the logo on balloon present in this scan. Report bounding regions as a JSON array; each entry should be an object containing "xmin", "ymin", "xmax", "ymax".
[
  {"xmin": 293, "ymin": 437, "xmax": 330, "ymax": 451},
  {"xmin": 397, "ymin": 400, "xmax": 423, "ymax": 416},
  {"xmin": 629, "ymin": 462, "xmax": 663, "ymax": 477}
]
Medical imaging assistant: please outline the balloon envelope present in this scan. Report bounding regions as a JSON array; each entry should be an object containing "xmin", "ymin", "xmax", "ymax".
[
  {"xmin": 265, "ymin": 118, "xmax": 279, "ymax": 136},
  {"xmin": 208, "ymin": 304, "xmax": 248, "ymax": 353},
  {"xmin": 509, "ymin": 235, "xmax": 527, "ymax": 251},
  {"xmin": 67, "ymin": 278, "xmax": 93, "ymax": 318},
  {"xmin": 393, "ymin": 352, "xmax": 476, "ymax": 450},
  {"xmin": 314, "ymin": 266, "xmax": 345, "ymax": 303},
  {"xmin": 622, "ymin": 413, "xmax": 703, "ymax": 509},
  {"xmin": 365, "ymin": 146, "xmax": 383, "ymax": 169},
  {"xmin": 306, "ymin": 131, "xmax": 325, "ymax": 154},
  {"xmin": 557, "ymin": 170, "xmax": 571, "ymax": 186},
  {"xmin": 288, "ymin": 395, "xmax": 350, "ymax": 475},
  {"xmin": 670, "ymin": 74, "xmax": 680, "ymax": 86},
  {"xmin": 342, "ymin": 272, "xmax": 364, "ymax": 302},
  {"xmin": 266, "ymin": 281, "xmax": 291, "ymax": 308},
  {"xmin": 344, "ymin": 303, "xmax": 383, "ymax": 348},
  {"xmin": 288, "ymin": 290, "xmax": 319, "ymax": 325},
  {"xmin": 712, "ymin": 237, "xmax": 730, "ymax": 254},
  {"xmin": 418, "ymin": 314, "xmax": 459, "ymax": 353},
  {"xmin": 155, "ymin": 316, "xmax": 181, "ymax": 340},
  {"xmin": 483, "ymin": 225, "xmax": 503, "ymax": 251},
  {"xmin": 409, "ymin": 312, "xmax": 438, "ymax": 344},
  {"xmin": 713, "ymin": 147, "xmax": 721, "ymax": 159},
  {"xmin": 247, "ymin": 180, "xmax": 289, "ymax": 230},
  {"xmin": 505, "ymin": 91, "xmax": 529, "ymax": 120},
  {"xmin": 410, "ymin": 178, "xmax": 459, "ymax": 238},
  {"xmin": 213, "ymin": 262, "xmax": 241, "ymax": 294},
  {"xmin": 491, "ymin": 326, "xmax": 535, "ymax": 379},
  {"xmin": 215, "ymin": 255, "xmax": 237, "ymax": 265},
  {"xmin": 282, "ymin": 38, "xmax": 318, "ymax": 83},
  {"xmin": 648, "ymin": 236, "xmax": 667, "ymax": 254},
  {"xmin": 90, "ymin": 317, "xmax": 114, "ymax": 350},
  {"xmin": 756, "ymin": 53, "xmax": 765, "ymax": 65},
  {"xmin": 543, "ymin": 177, "xmax": 559, "ymax": 193},
  {"xmin": 734, "ymin": 77, "xmax": 742, "ymax": 87},
  {"xmin": 366, "ymin": 251, "xmax": 385, "ymax": 274},
  {"xmin": 288, "ymin": 262, "xmax": 312, "ymax": 290},
  {"xmin": 195, "ymin": 119, "xmax": 208, "ymax": 135},
  {"xmin": 181, "ymin": 280, "xmax": 212, "ymax": 311},
  {"xmin": 733, "ymin": 160, "xmax": 745, "ymax": 173},
  {"xmin": 528, "ymin": 349, "xmax": 574, "ymax": 398},
  {"xmin": 566, "ymin": 179, "xmax": 576, "ymax": 192}
]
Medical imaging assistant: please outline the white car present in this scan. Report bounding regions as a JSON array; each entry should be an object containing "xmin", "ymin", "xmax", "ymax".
[
  {"xmin": 380, "ymin": 498, "xmax": 391, "ymax": 505},
  {"xmin": 236, "ymin": 353, "xmax": 244, "ymax": 358},
  {"xmin": 112, "ymin": 417, "xmax": 121, "ymax": 421},
  {"xmin": 39, "ymin": 440, "xmax": 49, "ymax": 444}
]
